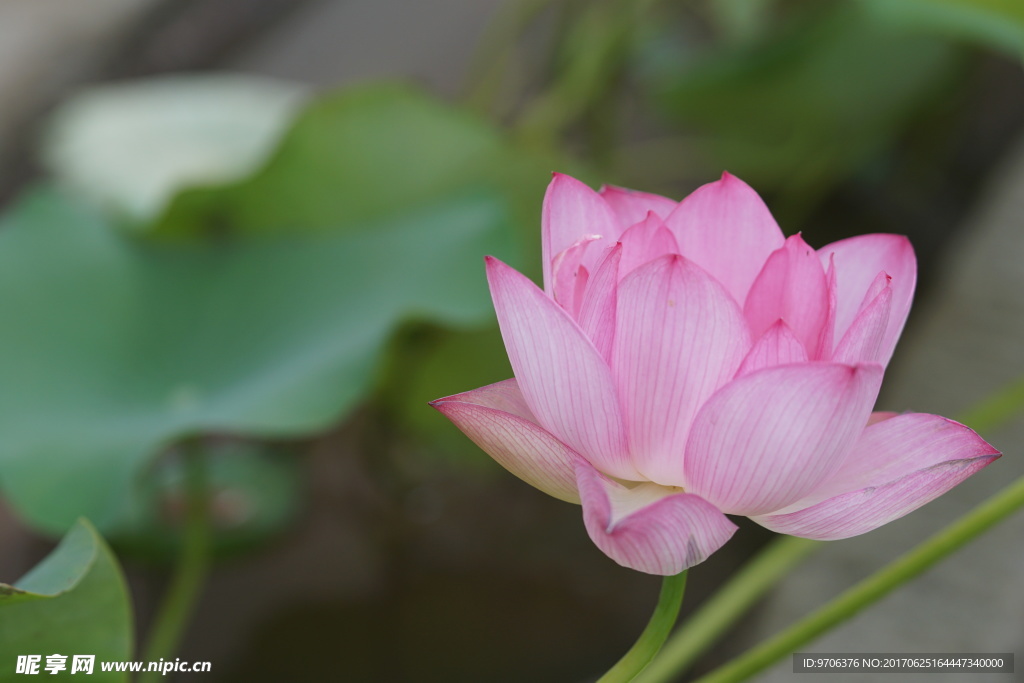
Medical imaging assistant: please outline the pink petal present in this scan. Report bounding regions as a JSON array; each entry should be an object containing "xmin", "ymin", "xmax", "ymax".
[
  {"xmin": 577, "ymin": 244, "xmax": 622, "ymax": 362},
  {"xmin": 736, "ymin": 320, "xmax": 808, "ymax": 378},
  {"xmin": 817, "ymin": 255, "xmax": 837, "ymax": 360},
  {"xmin": 542, "ymin": 174, "xmax": 621, "ymax": 294},
  {"xmin": 551, "ymin": 236, "xmax": 600, "ymax": 318},
  {"xmin": 684, "ymin": 362, "xmax": 884, "ymax": 516},
  {"xmin": 486, "ymin": 257, "xmax": 638, "ymax": 480},
  {"xmin": 753, "ymin": 459, "xmax": 997, "ymax": 540},
  {"xmin": 575, "ymin": 460, "xmax": 737, "ymax": 575},
  {"xmin": 431, "ymin": 379, "xmax": 582, "ymax": 503},
  {"xmin": 784, "ymin": 412, "xmax": 999, "ymax": 504},
  {"xmin": 817, "ymin": 234, "xmax": 916, "ymax": 366},
  {"xmin": 752, "ymin": 414, "xmax": 999, "ymax": 539},
  {"xmin": 617, "ymin": 212, "xmax": 681, "ymax": 278},
  {"xmin": 612, "ymin": 255, "xmax": 751, "ymax": 486},
  {"xmin": 665, "ymin": 172, "xmax": 785, "ymax": 305},
  {"xmin": 830, "ymin": 272, "xmax": 892, "ymax": 364},
  {"xmin": 599, "ymin": 184, "xmax": 679, "ymax": 226},
  {"xmin": 744, "ymin": 234, "xmax": 830, "ymax": 359}
]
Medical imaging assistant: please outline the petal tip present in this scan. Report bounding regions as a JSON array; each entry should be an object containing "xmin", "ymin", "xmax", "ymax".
[
  {"xmin": 549, "ymin": 171, "xmax": 582, "ymax": 187},
  {"xmin": 428, "ymin": 397, "xmax": 459, "ymax": 416},
  {"xmin": 484, "ymin": 254, "xmax": 515, "ymax": 278},
  {"xmin": 716, "ymin": 171, "xmax": 754, "ymax": 192}
]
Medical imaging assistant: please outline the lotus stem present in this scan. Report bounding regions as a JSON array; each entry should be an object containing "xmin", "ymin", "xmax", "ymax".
[
  {"xmin": 139, "ymin": 442, "xmax": 212, "ymax": 683},
  {"xmin": 598, "ymin": 570, "xmax": 688, "ymax": 682}
]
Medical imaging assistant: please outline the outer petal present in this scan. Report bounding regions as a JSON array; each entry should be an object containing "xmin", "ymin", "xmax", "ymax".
[
  {"xmin": 665, "ymin": 172, "xmax": 785, "ymax": 305},
  {"xmin": 753, "ymin": 459, "xmax": 998, "ymax": 540},
  {"xmin": 744, "ymin": 234, "xmax": 830, "ymax": 359},
  {"xmin": 486, "ymin": 257, "xmax": 637, "ymax": 479},
  {"xmin": 613, "ymin": 255, "xmax": 751, "ymax": 486},
  {"xmin": 542, "ymin": 174, "xmax": 620, "ymax": 294},
  {"xmin": 736, "ymin": 319, "xmax": 808, "ymax": 378},
  {"xmin": 752, "ymin": 414, "xmax": 999, "ymax": 539},
  {"xmin": 684, "ymin": 363, "xmax": 883, "ymax": 516},
  {"xmin": 575, "ymin": 460, "xmax": 737, "ymax": 575},
  {"xmin": 817, "ymin": 233, "xmax": 916, "ymax": 366},
  {"xmin": 599, "ymin": 184, "xmax": 679, "ymax": 226},
  {"xmin": 780, "ymin": 412, "xmax": 999, "ymax": 505},
  {"xmin": 431, "ymin": 379, "xmax": 581, "ymax": 503}
]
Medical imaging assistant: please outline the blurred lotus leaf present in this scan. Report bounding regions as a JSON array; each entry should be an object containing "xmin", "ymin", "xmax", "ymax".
[
  {"xmin": 0, "ymin": 186, "xmax": 511, "ymax": 533},
  {"xmin": 117, "ymin": 439, "xmax": 304, "ymax": 560},
  {"xmin": 0, "ymin": 520, "xmax": 133, "ymax": 681},
  {"xmin": 153, "ymin": 82, "xmax": 552, "ymax": 263},
  {"xmin": 0, "ymin": 82, "xmax": 561, "ymax": 534},
  {"xmin": 863, "ymin": 0, "xmax": 1024, "ymax": 55},
  {"xmin": 149, "ymin": 82, "xmax": 560, "ymax": 465},
  {"xmin": 647, "ymin": 2, "xmax": 964, "ymax": 206},
  {"xmin": 42, "ymin": 74, "xmax": 309, "ymax": 224}
]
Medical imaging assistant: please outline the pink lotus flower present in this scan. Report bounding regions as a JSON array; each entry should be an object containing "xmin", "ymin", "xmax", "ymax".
[{"xmin": 431, "ymin": 172, "xmax": 1000, "ymax": 575}]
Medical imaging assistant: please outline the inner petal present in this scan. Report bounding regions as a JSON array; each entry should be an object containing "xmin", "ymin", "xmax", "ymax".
[
  {"xmin": 617, "ymin": 212, "xmax": 680, "ymax": 279},
  {"xmin": 551, "ymin": 235, "xmax": 600, "ymax": 318},
  {"xmin": 744, "ymin": 234, "xmax": 830, "ymax": 358}
]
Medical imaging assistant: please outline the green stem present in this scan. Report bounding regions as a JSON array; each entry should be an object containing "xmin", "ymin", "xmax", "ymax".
[
  {"xmin": 139, "ymin": 445, "xmax": 211, "ymax": 683},
  {"xmin": 634, "ymin": 536, "xmax": 818, "ymax": 683},
  {"xmin": 461, "ymin": 0, "xmax": 555, "ymax": 114},
  {"xmin": 516, "ymin": 0, "xmax": 659, "ymax": 145},
  {"xmin": 598, "ymin": 571, "xmax": 688, "ymax": 683},
  {"xmin": 693, "ymin": 474, "xmax": 1024, "ymax": 683},
  {"xmin": 954, "ymin": 375, "xmax": 1024, "ymax": 434}
]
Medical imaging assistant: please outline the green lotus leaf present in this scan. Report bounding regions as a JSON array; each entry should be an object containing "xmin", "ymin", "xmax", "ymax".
[
  {"xmin": 0, "ymin": 187, "xmax": 511, "ymax": 533},
  {"xmin": 0, "ymin": 520, "xmax": 133, "ymax": 681}
]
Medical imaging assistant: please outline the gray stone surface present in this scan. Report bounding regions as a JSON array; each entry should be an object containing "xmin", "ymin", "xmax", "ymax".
[
  {"xmin": 230, "ymin": 0, "xmax": 506, "ymax": 94},
  {"xmin": 0, "ymin": 0, "xmax": 160, "ymax": 160},
  {"xmin": 752, "ymin": 137, "xmax": 1024, "ymax": 682}
]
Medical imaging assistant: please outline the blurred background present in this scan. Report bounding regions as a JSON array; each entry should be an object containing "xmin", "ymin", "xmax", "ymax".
[{"xmin": 0, "ymin": 0, "xmax": 1022, "ymax": 681}]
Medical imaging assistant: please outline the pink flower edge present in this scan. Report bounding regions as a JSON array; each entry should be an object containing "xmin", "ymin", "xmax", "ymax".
[
  {"xmin": 753, "ymin": 414, "xmax": 1001, "ymax": 539},
  {"xmin": 430, "ymin": 379, "xmax": 582, "ymax": 504},
  {"xmin": 576, "ymin": 460, "xmax": 737, "ymax": 575}
]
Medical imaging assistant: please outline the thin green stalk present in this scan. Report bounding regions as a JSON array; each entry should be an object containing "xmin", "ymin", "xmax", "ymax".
[
  {"xmin": 139, "ymin": 445, "xmax": 211, "ymax": 683},
  {"xmin": 635, "ymin": 536, "xmax": 818, "ymax": 683},
  {"xmin": 599, "ymin": 571, "xmax": 688, "ymax": 683},
  {"xmin": 461, "ymin": 0, "xmax": 555, "ymax": 114},
  {"xmin": 693, "ymin": 474, "xmax": 1024, "ymax": 683},
  {"xmin": 955, "ymin": 375, "xmax": 1024, "ymax": 434},
  {"xmin": 516, "ymin": 0, "xmax": 663, "ymax": 145}
]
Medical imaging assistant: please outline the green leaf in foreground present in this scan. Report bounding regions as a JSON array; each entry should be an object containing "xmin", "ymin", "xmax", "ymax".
[
  {"xmin": 0, "ymin": 520, "xmax": 133, "ymax": 682},
  {"xmin": 0, "ymin": 188, "xmax": 512, "ymax": 534}
]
